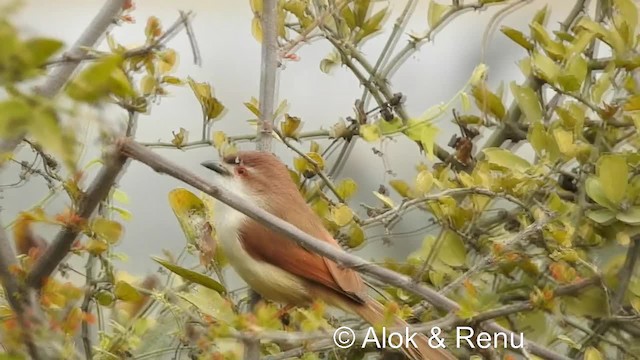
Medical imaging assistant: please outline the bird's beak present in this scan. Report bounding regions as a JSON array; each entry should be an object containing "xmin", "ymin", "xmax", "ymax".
[{"xmin": 201, "ymin": 160, "xmax": 231, "ymax": 176}]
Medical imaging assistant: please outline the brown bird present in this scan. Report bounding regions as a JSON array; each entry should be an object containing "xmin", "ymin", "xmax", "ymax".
[{"xmin": 202, "ymin": 151, "xmax": 455, "ymax": 360}]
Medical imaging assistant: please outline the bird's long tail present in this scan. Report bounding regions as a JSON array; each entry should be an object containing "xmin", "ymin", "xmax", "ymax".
[{"xmin": 352, "ymin": 299, "xmax": 457, "ymax": 360}]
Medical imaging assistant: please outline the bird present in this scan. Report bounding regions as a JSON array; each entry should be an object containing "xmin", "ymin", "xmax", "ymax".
[{"xmin": 201, "ymin": 151, "xmax": 456, "ymax": 360}]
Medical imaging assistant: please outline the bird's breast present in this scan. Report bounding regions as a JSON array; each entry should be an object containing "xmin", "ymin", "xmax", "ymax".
[{"xmin": 213, "ymin": 198, "xmax": 310, "ymax": 305}]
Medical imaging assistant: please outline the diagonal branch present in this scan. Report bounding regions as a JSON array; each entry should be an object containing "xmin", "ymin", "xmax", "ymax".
[
  {"xmin": 0, "ymin": 0, "xmax": 126, "ymax": 158},
  {"xmin": 117, "ymin": 138, "xmax": 571, "ymax": 360},
  {"xmin": 26, "ymin": 151, "xmax": 128, "ymax": 288}
]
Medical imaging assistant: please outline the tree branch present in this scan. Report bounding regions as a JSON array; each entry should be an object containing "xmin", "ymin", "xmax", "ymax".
[
  {"xmin": 0, "ymin": 223, "xmax": 41, "ymax": 359},
  {"xmin": 256, "ymin": 0, "xmax": 279, "ymax": 153},
  {"xmin": 0, "ymin": 0, "xmax": 126, "ymax": 158},
  {"xmin": 26, "ymin": 151, "xmax": 128, "ymax": 288},
  {"xmin": 117, "ymin": 138, "xmax": 571, "ymax": 360}
]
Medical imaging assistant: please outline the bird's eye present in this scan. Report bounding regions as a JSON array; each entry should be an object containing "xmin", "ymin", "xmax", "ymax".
[{"xmin": 234, "ymin": 157, "xmax": 241, "ymax": 164}]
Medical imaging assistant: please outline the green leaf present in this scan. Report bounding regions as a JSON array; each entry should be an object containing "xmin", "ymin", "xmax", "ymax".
[
  {"xmin": 584, "ymin": 347, "xmax": 604, "ymax": 360},
  {"xmin": 616, "ymin": 206, "xmax": 640, "ymax": 225},
  {"xmin": 331, "ymin": 204, "xmax": 353, "ymax": 227},
  {"xmin": 24, "ymin": 38, "xmax": 64, "ymax": 66},
  {"xmin": 427, "ymin": 1, "xmax": 451, "ymax": 28},
  {"xmin": 439, "ymin": 230, "xmax": 466, "ymax": 267},
  {"xmin": 153, "ymin": 257, "xmax": 226, "ymax": 294},
  {"xmin": 510, "ymin": 82, "xmax": 542, "ymax": 123},
  {"xmin": 585, "ymin": 176, "xmax": 616, "ymax": 209},
  {"xmin": 347, "ymin": 223, "xmax": 365, "ymax": 248},
  {"xmin": 373, "ymin": 191, "xmax": 394, "ymax": 208},
  {"xmin": 415, "ymin": 170, "xmax": 434, "ymax": 194},
  {"xmin": 92, "ymin": 218, "xmax": 123, "ymax": 245},
  {"xmin": 559, "ymin": 55, "xmax": 588, "ymax": 92},
  {"xmin": 482, "ymin": 148, "xmax": 531, "ymax": 172},
  {"xmin": 530, "ymin": 22, "xmax": 565, "ymax": 60},
  {"xmin": 500, "ymin": 26, "xmax": 533, "ymax": 50},
  {"xmin": 187, "ymin": 77, "xmax": 225, "ymax": 121},
  {"xmin": 66, "ymin": 54, "xmax": 133, "ymax": 103},
  {"xmin": 389, "ymin": 179, "xmax": 411, "ymax": 198},
  {"xmin": 167, "ymin": 188, "xmax": 208, "ymax": 246},
  {"xmin": 359, "ymin": 123, "xmax": 381, "ymax": 142},
  {"xmin": 598, "ymin": 154, "xmax": 628, "ymax": 205},
  {"xmin": 471, "ymin": 83, "xmax": 506, "ymax": 119},
  {"xmin": 114, "ymin": 280, "xmax": 143, "ymax": 302},
  {"xmin": 586, "ymin": 208, "xmax": 616, "ymax": 225},
  {"xmin": 336, "ymin": 178, "xmax": 358, "ymax": 200},
  {"xmin": 531, "ymin": 51, "xmax": 560, "ymax": 84},
  {"xmin": 320, "ymin": 51, "xmax": 340, "ymax": 74}
]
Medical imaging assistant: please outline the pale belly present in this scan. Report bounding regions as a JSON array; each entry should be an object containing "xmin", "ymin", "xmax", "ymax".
[{"xmin": 213, "ymin": 200, "xmax": 311, "ymax": 305}]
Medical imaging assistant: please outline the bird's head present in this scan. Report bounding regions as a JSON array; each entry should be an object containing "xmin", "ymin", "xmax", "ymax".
[{"xmin": 201, "ymin": 151, "xmax": 293, "ymax": 197}]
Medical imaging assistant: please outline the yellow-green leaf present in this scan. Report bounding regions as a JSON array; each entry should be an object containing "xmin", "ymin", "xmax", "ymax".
[
  {"xmin": 359, "ymin": 123, "xmax": 381, "ymax": 142},
  {"xmin": 389, "ymin": 179, "xmax": 411, "ymax": 198},
  {"xmin": 471, "ymin": 83, "xmax": 506, "ymax": 119},
  {"xmin": 598, "ymin": 154, "xmax": 628, "ymax": 205},
  {"xmin": 347, "ymin": 223, "xmax": 365, "ymax": 248},
  {"xmin": 336, "ymin": 178, "xmax": 358, "ymax": 200},
  {"xmin": 510, "ymin": 82, "xmax": 542, "ymax": 123},
  {"xmin": 331, "ymin": 204, "xmax": 353, "ymax": 227},
  {"xmin": 500, "ymin": 26, "xmax": 533, "ymax": 50},
  {"xmin": 584, "ymin": 347, "xmax": 604, "ymax": 360},
  {"xmin": 281, "ymin": 114, "xmax": 302, "ymax": 138},
  {"xmin": 373, "ymin": 191, "xmax": 394, "ymax": 208},
  {"xmin": 92, "ymin": 218, "xmax": 123, "ymax": 245},
  {"xmin": 168, "ymin": 188, "xmax": 208, "ymax": 245},
  {"xmin": 482, "ymin": 148, "xmax": 531, "ymax": 172},
  {"xmin": 427, "ymin": 1, "xmax": 451, "ymax": 28},
  {"xmin": 531, "ymin": 51, "xmax": 560, "ymax": 84},
  {"xmin": 153, "ymin": 257, "xmax": 226, "ymax": 294},
  {"xmin": 115, "ymin": 281, "xmax": 143, "ymax": 302},
  {"xmin": 415, "ymin": 170, "xmax": 434, "ymax": 194}
]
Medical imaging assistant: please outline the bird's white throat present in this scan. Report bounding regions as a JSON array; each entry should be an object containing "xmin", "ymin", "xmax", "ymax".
[{"xmin": 210, "ymin": 176, "xmax": 309, "ymax": 303}]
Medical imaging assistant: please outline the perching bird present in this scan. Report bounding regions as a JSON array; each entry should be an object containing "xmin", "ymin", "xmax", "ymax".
[{"xmin": 201, "ymin": 151, "xmax": 455, "ymax": 360}]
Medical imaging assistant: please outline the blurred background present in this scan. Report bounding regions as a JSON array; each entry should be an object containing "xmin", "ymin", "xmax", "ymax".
[{"xmin": 1, "ymin": 0, "xmax": 579, "ymax": 290}]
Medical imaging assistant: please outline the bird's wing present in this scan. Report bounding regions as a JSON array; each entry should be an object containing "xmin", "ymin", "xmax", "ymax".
[{"xmin": 239, "ymin": 218, "xmax": 367, "ymax": 304}]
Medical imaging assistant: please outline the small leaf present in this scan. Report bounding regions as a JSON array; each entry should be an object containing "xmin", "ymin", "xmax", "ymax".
[
  {"xmin": 347, "ymin": 223, "xmax": 365, "ymax": 248},
  {"xmin": 482, "ymin": 148, "xmax": 531, "ymax": 172},
  {"xmin": 471, "ymin": 83, "xmax": 506, "ymax": 119},
  {"xmin": 115, "ymin": 281, "xmax": 143, "ymax": 302},
  {"xmin": 415, "ymin": 170, "xmax": 434, "ymax": 194},
  {"xmin": 389, "ymin": 179, "xmax": 411, "ymax": 198},
  {"xmin": 281, "ymin": 114, "xmax": 302, "ymax": 139},
  {"xmin": 440, "ymin": 230, "xmax": 466, "ymax": 267},
  {"xmin": 616, "ymin": 206, "xmax": 640, "ymax": 225},
  {"xmin": 251, "ymin": 16, "xmax": 262, "ymax": 42},
  {"xmin": 510, "ymin": 82, "xmax": 542, "ymax": 123},
  {"xmin": 585, "ymin": 176, "xmax": 616, "ymax": 209},
  {"xmin": 336, "ymin": 178, "xmax": 358, "ymax": 200},
  {"xmin": 598, "ymin": 154, "xmax": 628, "ymax": 205},
  {"xmin": 500, "ymin": 26, "xmax": 533, "ymax": 50},
  {"xmin": 586, "ymin": 208, "xmax": 616, "ymax": 225},
  {"xmin": 320, "ymin": 51, "xmax": 340, "ymax": 74},
  {"xmin": 92, "ymin": 218, "xmax": 123, "ymax": 245},
  {"xmin": 584, "ymin": 347, "xmax": 604, "ymax": 360},
  {"xmin": 331, "ymin": 204, "xmax": 353, "ymax": 227},
  {"xmin": 531, "ymin": 51, "xmax": 560, "ymax": 84},
  {"xmin": 373, "ymin": 191, "xmax": 394, "ymax": 208},
  {"xmin": 153, "ymin": 257, "xmax": 226, "ymax": 294},
  {"xmin": 171, "ymin": 127, "xmax": 188, "ymax": 148},
  {"xmin": 24, "ymin": 38, "xmax": 64, "ymax": 66},
  {"xmin": 359, "ymin": 123, "xmax": 381, "ymax": 142},
  {"xmin": 427, "ymin": 1, "xmax": 451, "ymax": 28}
]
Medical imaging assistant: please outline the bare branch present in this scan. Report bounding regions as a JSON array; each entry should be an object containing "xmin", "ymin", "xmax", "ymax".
[
  {"xmin": 117, "ymin": 138, "xmax": 571, "ymax": 360},
  {"xmin": 26, "ymin": 151, "xmax": 127, "ymax": 288},
  {"xmin": 256, "ymin": 0, "xmax": 279, "ymax": 152}
]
